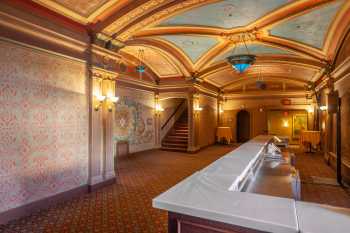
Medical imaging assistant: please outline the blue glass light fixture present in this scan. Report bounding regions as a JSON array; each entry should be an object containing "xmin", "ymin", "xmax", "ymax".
[
  {"xmin": 136, "ymin": 49, "xmax": 146, "ymax": 75},
  {"xmin": 226, "ymin": 34, "xmax": 256, "ymax": 74},
  {"xmin": 136, "ymin": 65, "xmax": 145, "ymax": 73},
  {"xmin": 227, "ymin": 54, "xmax": 256, "ymax": 73}
]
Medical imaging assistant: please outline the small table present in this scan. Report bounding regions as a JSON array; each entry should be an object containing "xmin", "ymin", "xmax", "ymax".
[
  {"xmin": 300, "ymin": 131, "xmax": 320, "ymax": 153},
  {"xmin": 216, "ymin": 127, "xmax": 233, "ymax": 144}
]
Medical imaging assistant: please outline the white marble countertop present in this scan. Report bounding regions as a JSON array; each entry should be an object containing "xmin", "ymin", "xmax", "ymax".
[
  {"xmin": 154, "ymin": 172, "xmax": 298, "ymax": 233},
  {"xmin": 153, "ymin": 135, "xmax": 350, "ymax": 233},
  {"xmin": 296, "ymin": 201, "xmax": 350, "ymax": 233}
]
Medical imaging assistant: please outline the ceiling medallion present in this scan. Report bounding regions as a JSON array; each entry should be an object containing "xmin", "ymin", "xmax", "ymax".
[{"xmin": 227, "ymin": 34, "xmax": 256, "ymax": 74}]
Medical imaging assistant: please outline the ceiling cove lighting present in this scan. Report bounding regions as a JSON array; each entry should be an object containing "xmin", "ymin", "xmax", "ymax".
[{"xmin": 227, "ymin": 35, "xmax": 256, "ymax": 74}]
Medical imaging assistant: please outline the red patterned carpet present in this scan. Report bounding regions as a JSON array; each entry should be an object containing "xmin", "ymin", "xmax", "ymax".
[
  {"xmin": 1, "ymin": 145, "xmax": 350, "ymax": 233},
  {"xmin": 0, "ymin": 145, "xmax": 236, "ymax": 233}
]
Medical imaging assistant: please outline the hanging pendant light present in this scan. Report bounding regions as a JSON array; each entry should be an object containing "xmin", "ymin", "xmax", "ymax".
[
  {"xmin": 256, "ymin": 65, "xmax": 266, "ymax": 90},
  {"xmin": 227, "ymin": 35, "xmax": 255, "ymax": 73},
  {"xmin": 136, "ymin": 49, "xmax": 146, "ymax": 74}
]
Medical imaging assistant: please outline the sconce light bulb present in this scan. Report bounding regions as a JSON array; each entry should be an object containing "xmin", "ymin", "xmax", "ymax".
[
  {"xmin": 307, "ymin": 106, "xmax": 314, "ymax": 113},
  {"xmin": 155, "ymin": 104, "xmax": 164, "ymax": 112},
  {"xmin": 110, "ymin": 96, "xmax": 119, "ymax": 103},
  {"xmin": 320, "ymin": 105, "xmax": 328, "ymax": 111},
  {"xmin": 96, "ymin": 95, "xmax": 106, "ymax": 102}
]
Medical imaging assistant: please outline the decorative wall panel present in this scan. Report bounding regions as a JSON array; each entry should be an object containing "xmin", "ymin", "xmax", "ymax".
[
  {"xmin": 114, "ymin": 87, "xmax": 155, "ymax": 153},
  {"xmin": 0, "ymin": 41, "xmax": 88, "ymax": 213}
]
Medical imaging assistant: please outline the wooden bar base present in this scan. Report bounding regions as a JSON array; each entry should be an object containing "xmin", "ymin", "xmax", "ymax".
[{"xmin": 168, "ymin": 212, "xmax": 267, "ymax": 233}]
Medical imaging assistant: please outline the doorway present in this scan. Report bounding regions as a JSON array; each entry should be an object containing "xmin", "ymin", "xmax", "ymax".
[{"xmin": 237, "ymin": 110, "xmax": 250, "ymax": 143}]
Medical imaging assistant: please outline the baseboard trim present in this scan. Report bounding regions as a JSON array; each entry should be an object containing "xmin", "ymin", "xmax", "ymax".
[
  {"xmin": 0, "ymin": 184, "xmax": 88, "ymax": 225},
  {"xmin": 88, "ymin": 177, "xmax": 116, "ymax": 192}
]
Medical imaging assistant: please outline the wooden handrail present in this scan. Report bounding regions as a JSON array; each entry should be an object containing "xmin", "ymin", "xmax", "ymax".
[{"xmin": 161, "ymin": 99, "xmax": 186, "ymax": 130}]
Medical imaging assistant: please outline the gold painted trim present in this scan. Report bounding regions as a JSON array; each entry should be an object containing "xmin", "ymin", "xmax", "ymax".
[
  {"xmin": 0, "ymin": 36, "xmax": 86, "ymax": 64},
  {"xmin": 0, "ymin": 10, "xmax": 87, "ymax": 52}
]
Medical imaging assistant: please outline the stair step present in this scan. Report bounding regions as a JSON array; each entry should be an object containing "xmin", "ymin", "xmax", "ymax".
[
  {"xmin": 173, "ymin": 129, "xmax": 188, "ymax": 133},
  {"xmin": 169, "ymin": 133, "xmax": 188, "ymax": 137},
  {"xmin": 163, "ymin": 138, "xmax": 187, "ymax": 143},
  {"xmin": 166, "ymin": 136, "xmax": 188, "ymax": 140},
  {"xmin": 161, "ymin": 146, "xmax": 187, "ymax": 152},
  {"xmin": 162, "ymin": 142, "xmax": 188, "ymax": 148}
]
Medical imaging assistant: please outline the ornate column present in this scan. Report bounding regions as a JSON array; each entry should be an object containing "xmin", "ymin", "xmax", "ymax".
[
  {"xmin": 89, "ymin": 68, "xmax": 118, "ymax": 190},
  {"xmin": 89, "ymin": 72, "xmax": 104, "ymax": 188}
]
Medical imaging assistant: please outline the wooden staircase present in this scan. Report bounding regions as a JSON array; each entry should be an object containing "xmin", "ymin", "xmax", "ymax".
[{"xmin": 162, "ymin": 111, "xmax": 188, "ymax": 152}]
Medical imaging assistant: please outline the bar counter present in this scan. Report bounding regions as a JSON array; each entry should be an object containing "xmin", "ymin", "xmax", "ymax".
[{"xmin": 153, "ymin": 136, "xmax": 350, "ymax": 233}]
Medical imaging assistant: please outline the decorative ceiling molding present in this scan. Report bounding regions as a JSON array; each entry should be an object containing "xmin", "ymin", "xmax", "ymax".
[{"xmin": 111, "ymin": 0, "xmax": 213, "ymax": 41}]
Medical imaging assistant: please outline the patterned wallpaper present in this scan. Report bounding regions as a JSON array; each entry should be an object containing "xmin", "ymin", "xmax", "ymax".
[
  {"xmin": 0, "ymin": 41, "xmax": 88, "ymax": 212},
  {"xmin": 114, "ymin": 87, "xmax": 155, "ymax": 153}
]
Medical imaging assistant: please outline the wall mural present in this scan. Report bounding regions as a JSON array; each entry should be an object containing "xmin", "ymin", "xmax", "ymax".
[
  {"xmin": 0, "ymin": 40, "xmax": 88, "ymax": 213},
  {"xmin": 114, "ymin": 90, "xmax": 155, "ymax": 153}
]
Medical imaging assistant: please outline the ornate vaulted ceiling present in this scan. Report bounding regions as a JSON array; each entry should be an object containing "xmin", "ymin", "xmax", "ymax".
[{"xmin": 30, "ymin": 0, "xmax": 350, "ymax": 93}]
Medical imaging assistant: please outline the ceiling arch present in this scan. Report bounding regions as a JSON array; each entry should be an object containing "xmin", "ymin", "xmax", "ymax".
[
  {"xmin": 28, "ymin": 0, "xmax": 350, "ymax": 88},
  {"xmin": 120, "ymin": 45, "xmax": 184, "ymax": 78}
]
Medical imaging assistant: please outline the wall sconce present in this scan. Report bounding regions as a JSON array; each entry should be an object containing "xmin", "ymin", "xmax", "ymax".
[
  {"xmin": 94, "ymin": 94, "xmax": 106, "ymax": 111},
  {"xmin": 319, "ymin": 105, "xmax": 328, "ymax": 111},
  {"xmin": 282, "ymin": 119, "xmax": 289, "ymax": 128},
  {"xmin": 154, "ymin": 94, "xmax": 164, "ymax": 115},
  {"xmin": 194, "ymin": 106, "xmax": 203, "ymax": 112},
  {"xmin": 219, "ymin": 102, "xmax": 224, "ymax": 114},
  {"xmin": 307, "ymin": 106, "xmax": 314, "ymax": 113},
  {"xmin": 107, "ymin": 95, "xmax": 119, "ymax": 112},
  {"xmin": 155, "ymin": 103, "xmax": 164, "ymax": 113},
  {"xmin": 193, "ymin": 92, "xmax": 202, "ymax": 114}
]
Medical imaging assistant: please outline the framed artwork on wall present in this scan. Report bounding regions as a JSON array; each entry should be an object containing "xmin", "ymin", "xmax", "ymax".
[{"xmin": 292, "ymin": 114, "xmax": 308, "ymax": 137}]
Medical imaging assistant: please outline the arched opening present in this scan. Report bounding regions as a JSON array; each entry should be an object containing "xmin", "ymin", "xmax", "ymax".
[{"xmin": 237, "ymin": 110, "xmax": 250, "ymax": 143}]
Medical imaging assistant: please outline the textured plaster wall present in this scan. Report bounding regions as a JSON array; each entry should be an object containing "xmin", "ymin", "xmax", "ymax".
[
  {"xmin": 0, "ymin": 40, "xmax": 89, "ymax": 213},
  {"xmin": 114, "ymin": 87, "xmax": 155, "ymax": 153}
]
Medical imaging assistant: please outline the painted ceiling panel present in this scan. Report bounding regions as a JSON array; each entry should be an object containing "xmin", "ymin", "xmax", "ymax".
[
  {"xmin": 158, "ymin": 35, "xmax": 219, "ymax": 63},
  {"xmin": 157, "ymin": 0, "xmax": 290, "ymax": 29},
  {"xmin": 269, "ymin": 0, "xmax": 344, "ymax": 49},
  {"xmin": 121, "ymin": 46, "xmax": 181, "ymax": 77},
  {"xmin": 52, "ymin": 0, "xmax": 109, "ymax": 17},
  {"xmin": 211, "ymin": 43, "xmax": 295, "ymax": 64}
]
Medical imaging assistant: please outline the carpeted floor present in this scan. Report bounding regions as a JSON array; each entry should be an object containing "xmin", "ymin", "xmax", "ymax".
[
  {"xmin": 0, "ymin": 145, "xmax": 236, "ymax": 233},
  {"xmin": 1, "ymin": 145, "xmax": 350, "ymax": 233}
]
